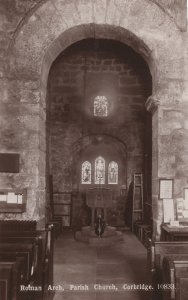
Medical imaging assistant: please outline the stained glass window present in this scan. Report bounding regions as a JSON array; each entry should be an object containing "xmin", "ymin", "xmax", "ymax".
[
  {"xmin": 94, "ymin": 96, "xmax": 108, "ymax": 117},
  {"xmin": 108, "ymin": 161, "xmax": 118, "ymax": 184},
  {"xmin": 81, "ymin": 161, "xmax": 91, "ymax": 184},
  {"xmin": 95, "ymin": 156, "xmax": 105, "ymax": 184}
]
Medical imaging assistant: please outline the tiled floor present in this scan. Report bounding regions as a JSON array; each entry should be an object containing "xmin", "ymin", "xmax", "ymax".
[{"xmin": 53, "ymin": 230, "xmax": 151, "ymax": 300}]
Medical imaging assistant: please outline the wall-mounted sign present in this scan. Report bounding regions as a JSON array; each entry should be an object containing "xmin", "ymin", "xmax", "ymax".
[
  {"xmin": 0, "ymin": 153, "xmax": 20, "ymax": 173},
  {"xmin": 176, "ymin": 198, "xmax": 184, "ymax": 220},
  {"xmin": 159, "ymin": 179, "xmax": 173, "ymax": 199},
  {"xmin": 0, "ymin": 189, "xmax": 26, "ymax": 213},
  {"xmin": 163, "ymin": 198, "xmax": 174, "ymax": 223}
]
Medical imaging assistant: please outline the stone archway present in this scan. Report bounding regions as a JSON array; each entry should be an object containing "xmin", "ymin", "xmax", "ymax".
[{"xmin": 1, "ymin": 0, "xmax": 186, "ymax": 238}]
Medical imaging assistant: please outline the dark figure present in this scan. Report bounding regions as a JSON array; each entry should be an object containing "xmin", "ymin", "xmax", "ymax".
[{"xmin": 95, "ymin": 215, "xmax": 105, "ymax": 237}]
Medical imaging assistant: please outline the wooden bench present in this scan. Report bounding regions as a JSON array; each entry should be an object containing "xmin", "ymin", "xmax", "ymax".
[
  {"xmin": 0, "ymin": 257, "xmax": 25, "ymax": 300},
  {"xmin": 149, "ymin": 241, "xmax": 188, "ymax": 272},
  {"xmin": 0, "ymin": 239, "xmax": 42, "ymax": 278},
  {"xmin": 0, "ymin": 220, "xmax": 37, "ymax": 232},
  {"xmin": 148, "ymin": 241, "xmax": 188, "ymax": 299},
  {"xmin": 0, "ymin": 223, "xmax": 54, "ymax": 300},
  {"xmin": 42, "ymin": 224, "xmax": 55, "ymax": 300},
  {"xmin": 162, "ymin": 255, "xmax": 188, "ymax": 300}
]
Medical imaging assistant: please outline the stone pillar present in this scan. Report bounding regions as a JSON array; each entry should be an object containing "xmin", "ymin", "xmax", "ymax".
[
  {"xmin": 145, "ymin": 96, "xmax": 161, "ymax": 240},
  {"xmin": 0, "ymin": 75, "xmax": 46, "ymax": 228},
  {"xmin": 146, "ymin": 93, "xmax": 188, "ymax": 241}
]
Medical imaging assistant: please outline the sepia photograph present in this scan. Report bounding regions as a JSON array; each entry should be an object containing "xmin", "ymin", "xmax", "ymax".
[{"xmin": 0, "ymin": 0, "xmax": 188, "ymax": 299}]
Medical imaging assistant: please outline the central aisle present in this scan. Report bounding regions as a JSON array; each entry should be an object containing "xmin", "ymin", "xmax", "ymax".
[{"xmin": 53, "ymin": 230, "xmax": 151, "ymax": 300}]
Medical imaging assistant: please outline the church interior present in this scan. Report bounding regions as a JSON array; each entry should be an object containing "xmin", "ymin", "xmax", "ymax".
[{"xmin": 0, "ymin": 1, "xmax": 188, "ymax": 300}]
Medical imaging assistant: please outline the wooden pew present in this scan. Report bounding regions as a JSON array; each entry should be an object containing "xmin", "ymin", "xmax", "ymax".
[
  {"xmin": 0, "ymin": 257, "xmax": 25, "ymax": 300},
  {"xmin": 0, "ymin": 241, "xmax": 40, "ymax": 279},
  {"xmin": 42, "ymin": 224, "xmax": 55, "ymax": 300},
  {"xmin": 148, "ymin": 241, "xmax": 188, "ymax": 300},
  {"xmin": 148, "ymin": 241, "xmax": 188, "ymax": 272},
  {"xmin": 0, "ymin": 224, "xmax": 54, "ymax": 300},
  {"xmin": 162, "ymin": 256, "xmax": 188, "ymax": 300},
  {"xmin": 0, "ymin": 220, "xmax": 37, "ymax": 232},
  {"xmin": 0, "ymin": 241, "xmax": 41, "ymax": 300}
]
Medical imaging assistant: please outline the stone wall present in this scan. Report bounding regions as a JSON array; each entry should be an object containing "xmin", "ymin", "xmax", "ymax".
[{"xmin": 47, "ymin": 39, "xmax": 151, "ymax": 226}]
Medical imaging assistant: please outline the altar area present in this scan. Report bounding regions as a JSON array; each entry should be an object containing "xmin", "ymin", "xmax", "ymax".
[{"xmin": 75, "ymin": 187, "xmax": 123, "ymax": 246}]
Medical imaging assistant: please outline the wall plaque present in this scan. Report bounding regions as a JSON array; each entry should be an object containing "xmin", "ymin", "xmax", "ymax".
[{"xmin": 0, "ymin": 153, "xmax": 20, "ymax": 173}]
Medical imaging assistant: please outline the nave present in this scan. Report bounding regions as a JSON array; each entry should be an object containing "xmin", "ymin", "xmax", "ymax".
[{"xmin": 53, "ymin": 230, "xmax": 150, "ymax": 300}]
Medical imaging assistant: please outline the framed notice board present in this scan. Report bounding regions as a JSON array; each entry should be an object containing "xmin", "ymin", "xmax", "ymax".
[
  {"xmin": 0, "ymin": 189, "xmax": 27, "ymax": 213},
  {"xmin": 159, "ymin": 179, "xmax": 173, "ymax": 199},
  {"xmin": 0, "ymin": 153, "xmax": 20, "ymax": 173}
]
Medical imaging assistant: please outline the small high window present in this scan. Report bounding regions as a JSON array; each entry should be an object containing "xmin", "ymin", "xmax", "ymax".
[
  {"xmin": 108, "ymin": 161, "xmax": 118, "ymax": 184},
  {"xmin": 81, "ymin": 161, "xmax": 91, "ymax": 184},
  {"xmin": 94, "ymin": 96, "xmax": 108, "ymax": 117}
]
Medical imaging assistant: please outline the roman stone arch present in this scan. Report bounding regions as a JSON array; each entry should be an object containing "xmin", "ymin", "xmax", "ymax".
[
  {"xmin": 8, "ymin": 0, "xmax": 183, "ymax": 92},
  {"xmin": 1, "ymin": 0, "xmax": 186, "ymax": 238}
]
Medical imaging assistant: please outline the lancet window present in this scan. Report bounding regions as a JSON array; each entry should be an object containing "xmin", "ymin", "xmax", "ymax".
[
  {"xmin": 81, "ymin": 158, "xmax": 118, "ymax": 185},
  {"xmin": 108, "ymin": 161, "xmax": 118, "ymax": 184},
  {"xmin": 95, "ymin": 156, "xmax": 105, "ymax": 184},
  {"xmin": 81, "ymin": 161, "xmax": 91, "ymax": 184}
]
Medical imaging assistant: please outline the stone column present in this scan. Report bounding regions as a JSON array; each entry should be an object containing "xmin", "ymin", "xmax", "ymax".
[
  {"xmin": 146, "ymin": 93, "xmax": 188, "ymax": 241},
  {"xmin": 0, "ymin": 73, "xmax": 46, "ymax": 228},
  {"xmin": 145, "ymin": 95, "xmax": 161, "ymax": 240}
]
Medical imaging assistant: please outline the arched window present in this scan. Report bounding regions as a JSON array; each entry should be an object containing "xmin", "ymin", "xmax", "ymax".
[
  {"xmin": 108, "ymin": 161, "xmax": 118, "ymax": 184},
  {"xmin": 94, "ymin": 96, "xmax": 108, "ymax": 117},
  {"xmin": 95, "ymin": 156, "xmax": 105, "ymax": 184},
  {"xmin": 81, "ymin": 161, "xmax": 91, "ymax": 184}
]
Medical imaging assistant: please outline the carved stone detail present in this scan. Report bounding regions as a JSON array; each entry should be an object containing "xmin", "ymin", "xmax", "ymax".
[{"xmin": 145, "ymin": 96, "xmax": 160, "ymax": 114}]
